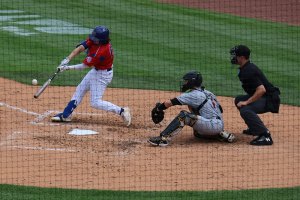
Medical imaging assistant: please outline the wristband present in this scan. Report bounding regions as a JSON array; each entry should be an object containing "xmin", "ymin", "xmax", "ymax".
[{"xmin": 157, "ymin": 103, "xmax": 167, "ymax": 111}]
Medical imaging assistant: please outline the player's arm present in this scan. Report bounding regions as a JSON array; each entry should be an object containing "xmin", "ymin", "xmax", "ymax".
[
  {"xmin": 247, "ymin": 85, "xmax": 266, "ymax": 104},
  {"xmin": 158, "ymin": 98, "xmax": 182, "ymax": 111},
  {"xmin": 58, "ymin": 45, "xmax": 87, "ymax": 72},
  {"xmin": 59, "ymin": 44, "xmax": 86, "ymax": 67},
  {"xmin": 237, "ymin": 85, "xmax": 266, "ymax": 107},
  {"xmin": 151, "ymin": 98, "xmax": 181, "ymax": 124},
  {"xmin": 66, "ymin": 45, "xmax": 86, "ymax": 61}
]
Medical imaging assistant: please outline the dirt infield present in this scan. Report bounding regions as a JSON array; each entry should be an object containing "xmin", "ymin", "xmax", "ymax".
[
  {"xmin": 159, "ymin": 0, "xmax": 300, "ymax": 26},
  {"xmin": 1, "ymin": 1, "xmax": 299, "ymax": 191},
  {"xmin": 0, "ymin": 77, "xmax": 299, "ymax": 191}
]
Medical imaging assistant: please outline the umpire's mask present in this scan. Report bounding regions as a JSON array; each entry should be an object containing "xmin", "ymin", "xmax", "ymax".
[{"xmin": 230, "ymin": 45, "xmax": 251, "ymax": 64}]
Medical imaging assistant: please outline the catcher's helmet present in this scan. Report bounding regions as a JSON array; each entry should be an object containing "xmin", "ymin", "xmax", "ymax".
[
  {"xmin": 181, "ymin": 71, "xmax": 202, "ymax": 92},
  {"xmin": 230, "ymin": 45, "xmax": 250, "ymax": 64},
  {"xmin": 89, "ymin": 26, "xmax": 110, "ymax": 44}
]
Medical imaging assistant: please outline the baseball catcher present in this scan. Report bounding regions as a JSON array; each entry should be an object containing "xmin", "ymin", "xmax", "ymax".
[{"xmin": 148, "ymin": 71, "xmax": 235, "ymax": 147}]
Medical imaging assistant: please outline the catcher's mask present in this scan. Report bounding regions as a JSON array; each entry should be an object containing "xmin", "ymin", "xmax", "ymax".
[
  {"xmin": 230, "ymin": 45, "xmax": 251, "ymax": 64},
  {"xmin": 89, "ymin": 26, "xmax": 110, "ymax": 45},
  {"xmin": 180, "ymin": 71, "xmax": 202, "ymax": 92}
]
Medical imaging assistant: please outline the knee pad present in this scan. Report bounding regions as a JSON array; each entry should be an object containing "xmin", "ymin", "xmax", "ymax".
[
  {"xmin": 179, "ymin": 110, "xmax": 198, "ymax": 127},
  {"xmin": 160, "ymin": 110, "xmax": 198, "ymax": 139}
]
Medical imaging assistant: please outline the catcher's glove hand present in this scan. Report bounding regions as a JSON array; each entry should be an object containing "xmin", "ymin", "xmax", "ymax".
[{"xmin": 151, "ymin": 103, "xmax": 165, "ymax": 124}]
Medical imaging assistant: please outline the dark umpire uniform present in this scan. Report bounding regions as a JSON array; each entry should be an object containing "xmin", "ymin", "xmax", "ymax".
[{"xmin": 230, "ymin": 45, "xmax": 280, "ymax": 146}]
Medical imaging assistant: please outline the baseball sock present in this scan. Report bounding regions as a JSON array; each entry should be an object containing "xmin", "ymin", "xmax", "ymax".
[{"xmin": 62, "ymin": 100, "xmax": 77, "ymax": 118}]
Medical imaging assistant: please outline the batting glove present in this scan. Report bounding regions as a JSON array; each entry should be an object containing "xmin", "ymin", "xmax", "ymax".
[
  {"xmin": 60, "ymin": 57, "xmax": 70, "ymax": 66},
  {"xmin": 57, "ymin": 65, "xmax": 70, "ymax": 72}
]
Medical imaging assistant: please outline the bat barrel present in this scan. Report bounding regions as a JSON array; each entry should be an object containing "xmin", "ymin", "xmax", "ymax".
[
  {"xmin": 33, "ymin": 69, "xmax": 60, "ymax": 99},
  {"xmin": 33, "ymin": 79, "xmax": 51, "ymax": 98}
]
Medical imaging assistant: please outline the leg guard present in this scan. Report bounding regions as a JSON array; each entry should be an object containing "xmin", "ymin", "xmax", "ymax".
[
  {"xmin": 62, "ymin": 100, "xmax": 77, "ymax": 118},
  {"xmin": 160, "ymin": 110, "xmax": 198, "ymax": 139}
]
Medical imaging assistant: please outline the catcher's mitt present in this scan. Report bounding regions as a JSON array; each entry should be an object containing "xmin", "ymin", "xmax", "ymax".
[{"xmin": 151, "ymin": 103, "xmax": 165, "ymax": 124}]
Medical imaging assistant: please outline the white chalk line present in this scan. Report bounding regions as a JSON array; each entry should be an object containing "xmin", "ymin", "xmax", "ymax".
[
  {"xmin": 0, "ymin": 131, "xmax": 23, "ymax": 147},
  {"xmin": 0, "ymin": 101, "xmax": 105, "ymax": 125},
  {"xmin": 0, "ymin": 131, "xmax": 76, "ymax": 153},
  {"xmin": 0, "ymin": 101, "xmax": 141, "ymax": 155},
  {"xmin": 8, "ymin": 145, "xmax": 77, "ymax": 152},
  {"xmin": 0, "ymin": 102, "xmax": 39, "ymax": 116},
  {"xmin": 0, "ymin": 101, "xmax": 103, "ymax": 153},
  {"xmin": 30, "ymin": 110, "xmax": 106, "ymax": 126},
  {"xmin": 31, "ymin": 110, "xmax": 54, "ymax": 124}
]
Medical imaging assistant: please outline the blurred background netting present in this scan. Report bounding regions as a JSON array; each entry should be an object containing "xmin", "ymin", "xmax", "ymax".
[{"xmin": 0, "ymin": 0, "xmax": 299, "ymax": 199}]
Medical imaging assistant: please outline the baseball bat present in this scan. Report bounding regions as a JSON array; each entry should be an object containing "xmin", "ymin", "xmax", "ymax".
[{"xmin": 34, "ymin": 68, "xmax": 60, "ymax": 98}]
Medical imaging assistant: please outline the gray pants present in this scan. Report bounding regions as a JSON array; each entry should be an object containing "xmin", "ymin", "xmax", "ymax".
[
  {"xmin": 193, "ymin": 115, "xmax": 224, "ymax": 136},
  {"xmin": 235, "ymin": 95, "xmax": 269, "ymax": 135},
  {"xmin": 160, "ymin": 111, "xmax": 224, "ymax": 139}
]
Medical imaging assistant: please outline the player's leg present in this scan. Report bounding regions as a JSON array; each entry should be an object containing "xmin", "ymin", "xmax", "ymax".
[
  {"xmin": 235, "ymin": 95, "xmax": 267, "ymax": 135},
  {"xmin": 148, "ymin": 110, "xmax": 197, "ymax": 146},
  {"xmin": 90, "ymin": 69, "xmax": 131, "ymax": 126},
  {"xmin": 192, "ymin": 116, "xmax": 235, "ymax": 142},
  {"xmin": 51, "ymin": 71, "xmax": 90, "ymax": 122},
  {"xmin": 238, "ymin": 98, "xmax": 273, "ymax": 145}
]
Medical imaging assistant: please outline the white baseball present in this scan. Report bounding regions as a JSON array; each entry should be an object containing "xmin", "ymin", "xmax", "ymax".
[{"xmin": 32, "ymin": 79, "xmax": 38, "ymax": 85}]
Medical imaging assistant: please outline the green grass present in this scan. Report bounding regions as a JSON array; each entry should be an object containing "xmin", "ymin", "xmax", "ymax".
[
  {"xmin": 0, "ymin": 184, "xmax": 299, "ymax": 200},
  {"xmin": 0, "ymin": 0, "xmax": 299, "ymax": 105},
  {"xmin": 0, "ymin": 1, "xmax": 299, "ymax": 199}
]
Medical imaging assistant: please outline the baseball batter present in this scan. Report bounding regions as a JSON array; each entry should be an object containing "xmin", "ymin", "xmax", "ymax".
[
  {"xmin": 148, "ymin": 71, "xmax": 235, "ymax": 147},
  {"xmin": 51, "ymin": 26, "xmax": 131, "ymax": 126}
]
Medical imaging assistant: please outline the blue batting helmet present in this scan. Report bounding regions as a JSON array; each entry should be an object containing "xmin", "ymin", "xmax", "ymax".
[{"xmin": 89, "ymin": 26, "xmax": 110, "ymax": 44}]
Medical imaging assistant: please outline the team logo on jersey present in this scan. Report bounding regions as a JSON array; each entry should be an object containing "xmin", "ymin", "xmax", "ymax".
[{"xmin": 86, "ymin": 56, "xmax": 92, "ymax": 63}]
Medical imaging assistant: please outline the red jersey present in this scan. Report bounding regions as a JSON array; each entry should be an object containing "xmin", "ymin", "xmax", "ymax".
[{"xmin": 81, "ymin": 38, "xmax": 114, "ymax": 70}]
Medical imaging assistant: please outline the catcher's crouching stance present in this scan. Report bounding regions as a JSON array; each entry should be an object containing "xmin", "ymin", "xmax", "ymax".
[{"xmin": 148, "ymin": 71, "xmax": 235, "ymax": 147}]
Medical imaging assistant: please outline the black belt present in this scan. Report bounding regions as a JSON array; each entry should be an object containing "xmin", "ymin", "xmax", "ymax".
[{"xmin": 95, "ymin": 68, "xmax": 112, "ymax": 71}]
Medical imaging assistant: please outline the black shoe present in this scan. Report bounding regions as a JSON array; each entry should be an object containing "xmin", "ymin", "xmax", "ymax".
[
  {"xmin": 250, "ymin": 133, "xmax": 273, "ymax": 146},
  {"xmin": 242, "ymin": 129, "xmax": 255, "ymax": 136},
  {"xmin": 148, "ymin": 136, "xmax": 169, "ymax": 147}
]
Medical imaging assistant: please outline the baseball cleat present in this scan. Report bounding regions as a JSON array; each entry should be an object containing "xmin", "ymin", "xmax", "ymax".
[
  {"xmin": 121, "ymin": 107, "xmax": 131, "ymax": 126},
  {"xmin": 51, "ymin": 113, "xmax": 72, "ymax": 122},
  {"xmin": 219, "ymin": 131, "xmax": 236, "ymax": 143},
  {"xmin": 148, "ymin": 136, "xmax": 169, "ymax": 147},
  {"xmin": 250, "ymin": 133, "xmax": 273, "ymax": 146}
]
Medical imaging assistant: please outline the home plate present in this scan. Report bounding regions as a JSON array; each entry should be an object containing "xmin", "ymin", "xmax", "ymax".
[{"xmin": 68, "ymin": 129, "xmax": 98, "ymax": 136}]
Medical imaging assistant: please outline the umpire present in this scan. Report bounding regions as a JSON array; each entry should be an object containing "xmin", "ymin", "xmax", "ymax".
[{"xmin": 230, "ymin": 45, "xmax": 280, "ymax": 146}]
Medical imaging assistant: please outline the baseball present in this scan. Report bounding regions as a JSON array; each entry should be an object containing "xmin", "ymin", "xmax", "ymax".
[{"xmin": 32, "ymin": 79, "xmax": 38, "ymax": 85}]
